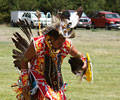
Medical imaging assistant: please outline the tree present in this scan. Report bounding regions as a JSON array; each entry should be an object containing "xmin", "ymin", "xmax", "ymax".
[
  {"xmin": 9, "ymin": 0, "xmax": 38, "ymax": 11},
  {"xmin": 0, "ymin": 0, "xmax": 120, "ymax": 23},
  {"xmin": 38, "ymin": 0, "xmax": 72, "ymax": 14},
  {"xmin": 0, "ymin": 0, "xmax": 10, "ymax": 23}
]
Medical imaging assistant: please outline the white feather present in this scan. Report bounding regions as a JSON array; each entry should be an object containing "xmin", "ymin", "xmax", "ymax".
[{"xmin": 69, "ymin": 12, "xmax": 79, "ymax": 28}]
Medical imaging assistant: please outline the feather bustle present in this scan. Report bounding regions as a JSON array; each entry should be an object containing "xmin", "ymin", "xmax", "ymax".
[
  {"xmin": 13, "ymin": 32, "xmax": 29, "ymax": 49},
  {"xmin": 12, "ymin": 38, "xmax": 26, "ymax": 52},
  {"xmin": 12, "ymin": 19, "xmax": 33, "ymax": 70}
]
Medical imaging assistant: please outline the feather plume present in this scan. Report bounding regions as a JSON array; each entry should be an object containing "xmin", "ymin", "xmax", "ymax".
[
  {"xmin": 12, "ymin": 38, "xmax": 26, "ymax": 52},
  {"xmin": 19, "ymin": 19, "xmax": 33, "ymax": 41},
  {"xmin": 13, "ymin": 60, "xmax": 21, "ymax": 70},
  {"xmin": 12, "ymin": 19, "xmax": 33, "ymax": 70},
  {"xmin": 12, "ymin": 49, "xmax": 23, "ymax": 57},
  {"xmin": 13, "ymin": 32, "xmax": 29, "ymax": 49},
  {"xmin": 12, "ymin": 55, "xmax": 22, "ymax": 60}
]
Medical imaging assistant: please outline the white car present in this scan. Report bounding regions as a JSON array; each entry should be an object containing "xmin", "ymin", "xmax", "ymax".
[
  {"xmin": 21, "ymin": 11, "xmax": 52, "ymax": 28},
  {"xmin": 46, "ymin": 12, "xmax": 52, "ymax": 26}
]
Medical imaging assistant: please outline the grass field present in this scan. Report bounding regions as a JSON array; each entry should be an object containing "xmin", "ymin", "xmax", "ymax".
[{"xmin": 0, "ymin": 25, "xmax": 120, "ymax": 100}]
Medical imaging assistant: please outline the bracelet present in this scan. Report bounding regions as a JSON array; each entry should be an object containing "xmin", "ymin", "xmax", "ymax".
[
  {"xmin": 81, "ymin": 57, "xmax": 86, "ymax": 62},
  {"xmin": 75, "ymin": 52, "xmax": 86, "ymax": 62},
  {"xmin": 21, "ymin": 69, "xmax": 28, "ymax": 86}
]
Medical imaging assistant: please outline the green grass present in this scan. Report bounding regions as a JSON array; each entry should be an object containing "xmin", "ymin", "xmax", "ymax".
[
  {"xmin": 0, "ymin": 42, "xmax": 19, "ymax": 100},
  {"xmin": 0, "ymin": 26, "xmax": 120, "ymax": 100}
]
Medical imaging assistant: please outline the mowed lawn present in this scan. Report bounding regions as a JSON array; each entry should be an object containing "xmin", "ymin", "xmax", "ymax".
[{"xmin": 0, "ymin": 25, "xmax": 120, "ymax": 100}]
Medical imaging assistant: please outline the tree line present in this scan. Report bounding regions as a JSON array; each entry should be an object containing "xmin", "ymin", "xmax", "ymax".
[{"xmin": 0, "ymin": 0, "xmax": 120, "ymax": 23}]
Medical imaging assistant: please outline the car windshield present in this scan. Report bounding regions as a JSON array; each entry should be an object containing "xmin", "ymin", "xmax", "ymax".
[
  {"xmin": 40, "ymin": 13, "xmax": 46, "ymax": 18},
  {"xmin": 105, "ymin": 14, "xmax": 120, "ymax": 18},
  {"xmin": 81, "ymin": 12, "xmax": 87, "ymax": 17},
  {"xmin": 31, "ymin": 13, "xmax": 37, "ymax": 18},
  {"xmin": 32, "ymin": 12, "xmax": 46, "ymax": 18},
  {"xmin": 69, "ymin": 11, "xmax": 87, "ymax": 17}
]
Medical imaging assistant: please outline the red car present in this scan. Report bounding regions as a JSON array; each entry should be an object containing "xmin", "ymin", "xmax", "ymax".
[{"xmin": 89, "ymin": 11, "xmax": 120, "ymax": 30}]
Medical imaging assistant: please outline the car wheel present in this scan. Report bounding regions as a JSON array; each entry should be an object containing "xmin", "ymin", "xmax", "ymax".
[
  {"xmin": 74, "ymin": 27, "xmax": 77, "ymax": 29},
  {"xmin": 91, "ymin": 23, "xmax": 96, "ymax": 29},
  {"xmin": 86, "ymin": 27, "xmax": 90, "ymax": 30},
  {"xmin": 105, "ymin": 24, "xmax": 111, "ymax": 30},
  {"xmin": 41, "ymin": 23, "xmax": 44, "ymax": 28},
  {"xmin": 31, "ymin": 22, "xmax": 34, "ymax": 29},
  {"xmin": 10, "ymin": 21, "xmax": 14, "ymax": 27},
  {"xmin": 10, "ymin": 21, "xmax": 16, "ymax": 27}
]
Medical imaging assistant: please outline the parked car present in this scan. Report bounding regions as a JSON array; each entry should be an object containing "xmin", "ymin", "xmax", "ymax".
[
  {"xmin": 46, "ymin": 12, "xmax": 52, "ymax": 26},
  {"xmin": 10, "ymin": 11, "xmax": 26, "ymax": 26},
  {"xmin": 76, "ymin": 12, "xmax": 92, "ymax": 29},
  {"xmin": 21, "ymin": 11, "xmax": 52, "ymax": 28},
  {"xmin": 89, "ymin": 11, "xmax": 120, "ymax": 30}
]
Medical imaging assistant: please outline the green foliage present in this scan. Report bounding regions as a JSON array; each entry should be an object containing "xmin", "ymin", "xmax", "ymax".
[
  {"xmin": 0, "ymin": 0, "xmax": 120, "ymax": 23},
  {"xmin": 0, "ymin": 0, "xmax": 10, "ymax": 23},
  {"xmin": 8, "ymin": 0, "xmax": 38, "ymax": 11}
]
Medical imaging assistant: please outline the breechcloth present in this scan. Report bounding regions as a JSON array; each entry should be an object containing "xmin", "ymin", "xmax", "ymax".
[{"xmin": 30, "ymin": 69, "xmax": 67, "ymax": 100}]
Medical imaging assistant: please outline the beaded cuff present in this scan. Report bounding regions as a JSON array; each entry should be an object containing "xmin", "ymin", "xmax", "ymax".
[{"xmin": 21, "ymin": 69, "xmax": 28, "ymax": 86}]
